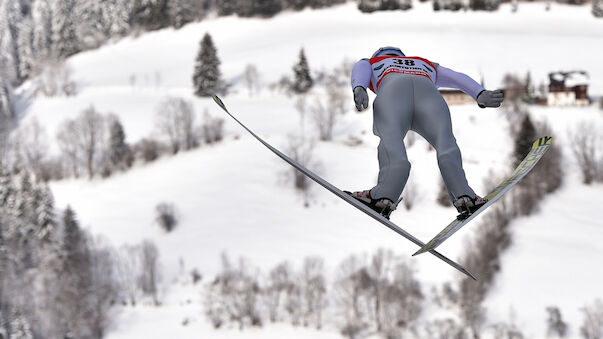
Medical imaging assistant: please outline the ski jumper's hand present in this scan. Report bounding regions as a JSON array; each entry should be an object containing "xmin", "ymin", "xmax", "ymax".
[
  {"xmin": 476, "ymin": 89, "xmax": 504, "ymax": 108},
  {"xmin": 353, "ymin": 86, "xmax": 369, "ymax": 111},
  {"xmin": 351, "ymin": 59, "xmax": 372, "ymax": 112}
]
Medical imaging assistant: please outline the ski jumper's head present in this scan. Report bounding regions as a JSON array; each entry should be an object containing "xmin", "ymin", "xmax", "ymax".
[{"xmin": 372, "ymin": 46, "xmax": 405, "ymax": 58}]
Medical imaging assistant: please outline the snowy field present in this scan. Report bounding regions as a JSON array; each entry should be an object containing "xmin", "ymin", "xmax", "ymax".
[{"xmin": 13, "ymin": 1, "xmax": 603, "ymax": 338}]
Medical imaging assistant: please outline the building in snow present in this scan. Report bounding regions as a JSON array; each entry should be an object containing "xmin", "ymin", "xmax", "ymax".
[{"xmin": 547, "ymin": 71, "xmax": 589, "ymax": 107}]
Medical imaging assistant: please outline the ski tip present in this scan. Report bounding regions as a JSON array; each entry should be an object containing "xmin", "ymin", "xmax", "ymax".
[
  {"xmin": 412, "ymin": 246, "xmax": 432, "ymax": 256},
  {"xmin": 532, "ymin": 135, "xmax": 553, "ymax": 148},
  {"xmin": 464, "ymin": 268, "xmax": 479, "ymax": 281},
  {"xmin": 212, "ymin": 94, "xmax": 227, "ymax": 111}
]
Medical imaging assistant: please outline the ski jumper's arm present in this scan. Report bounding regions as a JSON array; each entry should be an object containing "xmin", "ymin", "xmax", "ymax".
[
  {"xmin": 351, "ymin": 59, "xmax": 372, "ymax": 90},
  {"xmin": 435, "ymin": 65, "xmax": 485, "ymax": 100}
]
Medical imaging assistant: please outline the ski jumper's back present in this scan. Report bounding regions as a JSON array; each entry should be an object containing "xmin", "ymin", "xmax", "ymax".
[
  {"xmin": 350, "ymin": 54, "xmax": 484, "ymax": 203},
  {"xmin": 368, "ymin": 56, "xmax": 437, "ymax": 93}
]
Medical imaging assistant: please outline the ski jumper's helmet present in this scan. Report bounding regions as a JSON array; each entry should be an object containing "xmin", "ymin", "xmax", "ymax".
[{"xmin": 372, "ymin": 46, "xmax": 405, "ymax": 58}]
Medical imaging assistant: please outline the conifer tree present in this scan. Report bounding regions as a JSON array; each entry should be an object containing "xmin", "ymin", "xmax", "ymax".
[
  {"xmin": 35, "ymin": 185, "xmax": 55, "ymax": 241},
  {"xmin": 293, "ymin": 48, "xmax": 313, "ymax": 94},
  {"xmin": 168, "ymin": 0, "xmax": 199, "ymax": 28},
  {"xmin": 74, "ymin": 0, "xmax": 106, "ymax": 49},
  {"xmin": 513, "ymin": 113, "xmax": 536, "ymax": 167},
  {"xmin": 9, "ymin": 309, "xmax": 33, "ymax": 339},
  {"xmin": 61, "ymin": 206, "xmax": 90, "ymax": 287},
  {"xmin": 132, "ymin": 0, "xmax": 170, "ymax": 29},
  {"xmin": 51, "ymin": 0, "xmax": 79, "ymax": 58},
  {"xmin": 0, "ymin": 0, "xmax": 23, "ymax": 83},
  {"xmin": 108, "ymin": 117, "xmax": 130, "ymax": 169},
  {"xmin": 593, "ymin": 0, "xmax": 603, "ymax": 17},
  {"xmin": 17, "ymin": 19, "xmax": 35, "ymax": 80},
  {"xmin": 255, "ymin": 0, "xmax": 282, "ymax": 17},
  {"xmin": 101, "ymin": 0, "xmax": 131, "ymax": 37},
  {"xmin": 287, "ymin": 0, "xmax": 308, "ymax": 10},
  {"xmin": 193, "ymin": 33, "xmax": 222, "ymax": 97},
  {"xmin": 235, "ymin": 0, "xmax": 255, "ymax": 17},
  {"xmin": 216, "ymin": 0, "xmax": 237, "ymax": 15},
  {"xmin": 32, "ymin": 0, "xmax": 53, "ymax": 61}
]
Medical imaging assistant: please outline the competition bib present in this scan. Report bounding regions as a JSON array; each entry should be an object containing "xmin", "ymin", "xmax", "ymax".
[{"xmin": 369, "ymin": 56, "xmax": 437, "ymax": 92}]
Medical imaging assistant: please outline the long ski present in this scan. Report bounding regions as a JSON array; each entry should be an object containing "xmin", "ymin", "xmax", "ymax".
[
  {"xmin": 212, "ymin": 95, "xmax": 477, "ymax": 280},
  {"xmin": 413, "ymin": 136, "xmax": 553, "ymax": 256}
]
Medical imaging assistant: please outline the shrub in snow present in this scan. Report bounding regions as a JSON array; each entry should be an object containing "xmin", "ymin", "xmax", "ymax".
[
  {"xmin": 34, "ymin": 60, "xmax": 77, "ymax": 97},
  {"xmin": 155, "ymin": 202, "xmax": 178, "ymax": 232},
  {"xmin": 204, "ymin": 253, "xmax": 263, "ymax": 330},
  {"xmin": 202, "ymin": 111, "xmax": 225, "ymax": 144},
  {"xmin": 191, "ymin": 268, "xmax": 202, "ymax": 284},
  {"xmin": 135, "ymin": 138, "xmax": 164, "ymax": 163},
  {"xmin": 546, "ymin": 306, "xmax": 568, "ymax": 338}
]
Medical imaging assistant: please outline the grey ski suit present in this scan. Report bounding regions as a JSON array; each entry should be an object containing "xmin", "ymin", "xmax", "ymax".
[{"xmin": 351, "ymin": 56, "xmax": 490, "ymax": 203}]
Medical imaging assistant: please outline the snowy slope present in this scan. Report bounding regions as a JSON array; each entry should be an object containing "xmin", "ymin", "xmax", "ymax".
[{"xmin": 13, "ymin": 2, "xmax": 603, "ymax": 338}]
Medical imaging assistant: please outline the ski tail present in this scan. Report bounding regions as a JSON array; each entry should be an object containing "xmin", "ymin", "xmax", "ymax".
[
  {"xmin": 212, "ymin": 95, "xmax": 478, "ymax": 280},
  {"xmin": 412, "ymin": 135, "xmax": 552, "ymax": 256}
]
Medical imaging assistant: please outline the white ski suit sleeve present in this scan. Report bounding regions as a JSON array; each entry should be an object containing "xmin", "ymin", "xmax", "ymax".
[
  {"xmin": 351, "ymin": 59, "xmax": 372, "ymax": 89},
  {"xmin": 434, "ymin": 65, "xmax": 485, "ymax": 100}
]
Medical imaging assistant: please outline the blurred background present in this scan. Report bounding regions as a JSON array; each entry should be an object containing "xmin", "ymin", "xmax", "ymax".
[{"xmin": 0, "ymin": 0, "xmax": 602, "ymax": 338}]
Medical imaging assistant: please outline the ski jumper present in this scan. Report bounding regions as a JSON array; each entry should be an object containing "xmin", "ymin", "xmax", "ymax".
[{"xmin": 351, "ymin": 55, "xmax": 485, "ymax": 203}]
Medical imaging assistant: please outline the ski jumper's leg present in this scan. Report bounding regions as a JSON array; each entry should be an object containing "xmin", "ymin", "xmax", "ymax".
[
  {"xmin": 411, "ymin": 76, "xmax": 476, "ymax": 201},
  {"xmin": 370, "ymin": 75, "xmax": 413, "ymax": 202}
]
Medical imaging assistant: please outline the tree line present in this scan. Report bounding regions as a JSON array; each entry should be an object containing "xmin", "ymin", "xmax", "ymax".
[
  {"xmin": 0, "ymin": 167, "xmax": 163, "ymax": 338},
  {"xmin": 203, "ymin": 250, "xmax": 603, "ymax": 338},
  {"xmin": 4, "ymin": 97, "xmax": 224, "ymax": 182}
]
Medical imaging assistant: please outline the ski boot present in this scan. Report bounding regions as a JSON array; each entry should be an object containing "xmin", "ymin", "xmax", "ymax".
[
  {"xmin": 453, "ymin": 195, "xmax": 488, "ymax": 220},
  {"xmin": 344, "ymin": 190, "xmax": 397, "ymax": 220}
]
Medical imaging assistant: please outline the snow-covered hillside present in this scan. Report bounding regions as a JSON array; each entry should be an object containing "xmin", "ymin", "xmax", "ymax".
[{"xmin": 14, "ymin": 2, "xmax": 603, "ymax": 338}]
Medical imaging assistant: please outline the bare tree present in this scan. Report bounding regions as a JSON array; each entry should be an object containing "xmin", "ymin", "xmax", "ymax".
[
  {"xmin": 86, "ymin": 242, "xmax": 119, "ymax": 339},
  {"xmin": 139, "ymin": 240, "xmax": 161, "ymax": 305},
  {"xmin": 155, "ymin": 97, "xmax": 197, "ymax": 154},
  {"xmin": 264, "ymin": 261, "xmax": 295, "ymax": 323},
  {"xmin": 310, "ymin": 84, "xmax": 347, "ymax": 141},
  {"xmin": 56, "ymin": 119, "xmax": 81, "ymax": 178},
  {"xmin": 244, "ymin": 64, "xmax": 260, "ymax": 97},
  {"xmin": 436, "ymin": 178, "xmax": 452, "ymax": 207},
  {"xmin": 10, "ymin": 118, "xmax": 49, "ymax": 177},
  {"xmin": 286, "ymin": 134, "xmax": 316, "ymax": 194},
  {"xmin": 77, "ymin": 106, "xmax": 106, "ymax": 179},
  {"xmin": 300, "ymin": 256, "xmax": 327, "ymax": 329},
  {"xmin": 115, "ymin": 244, "xmax": 142, "ymax": 305},
  {"xmin": 580, "ymin": 299, "xmax": 603, "ymax": 339},
  {"xmin": 402, "ymin": 177, "xmax": 418, "ymax": 210},
  {"xmin": 569, "ymin": 122, "xmax": 600, "ymax": 185},
  {"xmin": 334, "ymin": 254, "xmax": 370, "ymax": 338}
]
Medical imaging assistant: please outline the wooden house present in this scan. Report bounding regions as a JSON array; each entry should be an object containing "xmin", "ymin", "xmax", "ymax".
[{"xmin": 547, "ymin": 71, "xmax": 589, "ymax": 106}]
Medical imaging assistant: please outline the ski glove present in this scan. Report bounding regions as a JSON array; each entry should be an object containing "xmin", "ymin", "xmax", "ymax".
[
  {"xmin": 353, "ymin": 86, "xmax": 369, "ymax": 112},
  {"xmin": 476, "ymin": 89, "xmax": 504, "ymax": 108}
]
